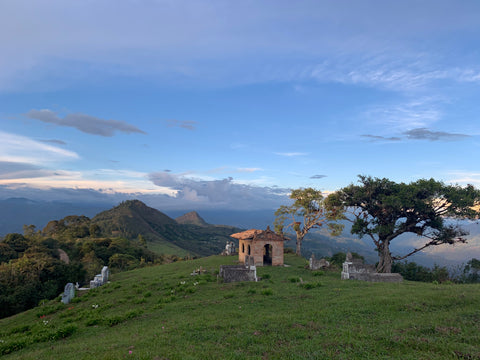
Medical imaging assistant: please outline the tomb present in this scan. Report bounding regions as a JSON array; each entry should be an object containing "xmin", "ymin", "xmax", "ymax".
[
  {"xmin": 221, "ymin": 241, "xmax": 236, "ymax": 256},
  {"xmin": 341, "ymin": 252, "xmax": 403, "ymax": 282},
  {"xmin": 90, "ymin": 266, "xmax": 110, "ymax": 289},
  {"xmin": 61, "ymin": 283, "xmax": 75, "ymax": 304},
  {"xmin": 309, "ymin": 254, "xmax": 330, "ymax": 270},
  {"xmin": 219, "ymin": 264, "xmax": 258, "ymax": 283}
]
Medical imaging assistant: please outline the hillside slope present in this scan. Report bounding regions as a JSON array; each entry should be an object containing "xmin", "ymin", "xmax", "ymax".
[
  {"xmin": 42, "ymin": 200, "xmax": 242, "ymax": 257},
  {"xmin": 0, "ymin": 254, "xmax": 479, "ymax": 359}
]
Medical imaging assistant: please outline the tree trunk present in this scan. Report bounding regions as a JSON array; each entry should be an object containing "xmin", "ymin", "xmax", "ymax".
[
  {"xmin": 296, "ymin": 233, "xmax": 304, "ymax": 256},
  {"xmin": 376, "ymin": 241, "xmax": 392, "ymax": 273}
]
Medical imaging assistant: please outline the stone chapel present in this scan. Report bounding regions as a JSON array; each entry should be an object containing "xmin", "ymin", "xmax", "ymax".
[{"xmin": 230, "ymin": 226, "xmax": 286, "ymax": 266}]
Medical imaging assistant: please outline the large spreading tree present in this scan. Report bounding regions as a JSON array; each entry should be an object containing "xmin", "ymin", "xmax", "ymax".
[
  {"xmin": 274, "ymin": 188, "xmax": 344, "ymax": 256},
  {"xmin": 326, "ymin": 175, "xmax": 480, "ymax": 273}
]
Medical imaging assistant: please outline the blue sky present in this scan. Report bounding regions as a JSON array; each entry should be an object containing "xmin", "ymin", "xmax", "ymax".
[{"xmin": 2, "ymin": 0, "xmax": 480, "ymax": 211}]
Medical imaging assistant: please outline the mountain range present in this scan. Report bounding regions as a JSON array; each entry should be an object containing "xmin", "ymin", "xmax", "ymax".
[
  {"xmin": 40, "ymin": 200, "xmax": 241, "ymax": 257},
  {"xmin": 1, "ymin": 197, "xmax": 478, "ymax": 267}
]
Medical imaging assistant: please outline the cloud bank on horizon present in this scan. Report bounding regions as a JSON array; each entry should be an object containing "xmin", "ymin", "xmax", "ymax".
[{"xmin": 1, "ymin": 0, "xmax": 480, "ymax": 214}]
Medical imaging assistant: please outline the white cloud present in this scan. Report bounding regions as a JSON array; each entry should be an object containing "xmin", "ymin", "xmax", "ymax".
[
  {"xmin": 0, "ymin": 167, "xmax": 175, "ymax": 196},
  {"xmin": 363, "ymin": 97, "xmax": 442, "ymax": 131},
  {"xmin": 275, "ymin": 152, "xmax": 309, "ymax": 157},
  {"xmin": 447, "ymin": 172, "xmax": 480, "ymax": 186},
  {"xmin": 309, "ymin": 54, "xmax": 450, "ymax": 92},
  {"xmin": 236, "ymin": 168, "xmax": 263, "ymax": 173},
  {"xmin": 0, "ymin": 131, "xmax": 79, "ymax": 165},
  {"xmin": 148, "ymin": 171, "xmax": 289, "ymax": 210}
]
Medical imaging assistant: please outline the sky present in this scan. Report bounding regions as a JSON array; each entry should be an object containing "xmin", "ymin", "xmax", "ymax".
[{"xmin": 2, "ymin": 0, "xmax": 480, "ymax": 212}]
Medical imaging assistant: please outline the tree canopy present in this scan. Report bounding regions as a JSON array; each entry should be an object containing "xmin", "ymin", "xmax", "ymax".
[
  {"xmin": 326, "ymin": 175, "xmax": 480, "ymax": 273},
  {"xmin": 274, "ymin": 188, "xmax": 344, "ymax": 256}
]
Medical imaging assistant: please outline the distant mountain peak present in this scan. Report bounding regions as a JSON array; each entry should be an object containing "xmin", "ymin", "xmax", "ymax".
[
  {"xmin": 119, "ymin": 199, "xmax": 149, "ymax": 210},
  {"xmin": 175, "ymin": 211, "xmax": 209, "ymax": 227}
]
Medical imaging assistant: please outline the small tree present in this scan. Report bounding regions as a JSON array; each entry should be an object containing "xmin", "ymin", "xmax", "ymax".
[
  {"xmin": 274, "ymin": 188, "xmax": 344, "ymax": 256},
  {"xmin": 463, "ymin": 258, "xmax": 480, "ymax": 283},
  {"xmin": 327, "ymin": 176, "xmax": 480, "ymax": 273}
]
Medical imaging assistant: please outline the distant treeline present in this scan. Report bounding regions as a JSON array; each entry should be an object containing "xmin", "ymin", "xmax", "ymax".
[{"xmin": 392, "ymin": 259, "xmax": 480, "ymax": 284}]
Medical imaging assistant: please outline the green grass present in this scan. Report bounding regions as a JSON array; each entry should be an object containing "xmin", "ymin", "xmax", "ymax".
[{"xmin": 1, "ymin": 254, "xmax": 479, "ymax": 359}]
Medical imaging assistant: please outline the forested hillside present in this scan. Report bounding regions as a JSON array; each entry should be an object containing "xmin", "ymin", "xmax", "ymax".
[{"xmin": 0, "ymin": 200, "xmax": 241, "ymax": 318}]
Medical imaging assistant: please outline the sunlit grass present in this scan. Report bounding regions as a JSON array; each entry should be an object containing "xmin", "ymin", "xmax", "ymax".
[{"xmin": 1, "ymin": 254, "xmax": 479, "ymax": 359}]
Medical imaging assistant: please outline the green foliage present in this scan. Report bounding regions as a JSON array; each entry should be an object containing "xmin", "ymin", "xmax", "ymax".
[
  {"xmin": 3, "ymin": 233, "xmax": 29, "ymax": 254},
  {"xmin": 298, "ymin": 281, "xmax": 323, "ymax": 289},
  {"xmin": 328, "ymin": 175, "xmax": 480, "ymax": 273},
  {"xmin": 0, "ymin": 250, "xmax": 84, "ymax": 318},
  {"xmin": 457, "ymin": 258, "xmax": 480, "ymax": 283},
  {"xmin": 275, "ymin": 188, "xmax": 345, "ymax": 256},
  {"xmin": 392, "ymin": 261, "xmax": 452, "ymax": 283},
  {"xmin": 261, "ymin": 288, "xmax": 273, "ymax": 295},
  {"xmin": 0, "ymin": 226, "xmax": 159, "ymax": 318},
  {"xmin": 0, "ymin": 242, "xmax": 17, "ymax": 263}
]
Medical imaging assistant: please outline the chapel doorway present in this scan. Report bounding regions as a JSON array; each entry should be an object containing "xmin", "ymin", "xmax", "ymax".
[{"xmin": 263, "ymin": 244, "xmax": 272, "ymax": 266}]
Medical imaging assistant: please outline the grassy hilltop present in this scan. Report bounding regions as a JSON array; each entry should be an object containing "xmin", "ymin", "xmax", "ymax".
[{"xmin": 1, "ymin": 254, "xmax": 479, "ymax": 359}]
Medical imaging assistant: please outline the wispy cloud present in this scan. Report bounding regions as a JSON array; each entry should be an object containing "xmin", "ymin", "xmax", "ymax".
[
  {"xmin": 40, "ymin": 139, "xmax": 67, "ymax": 145},
  {"xmin": 364, "ymin": 97, "xmax": 442, "ymax": 131},
  {"xmin": 361, "ymin": 134, "xmax": 402, "ymax": 142},
  {"xmin": 447, "ymin": 172, "xmax": 480, "ymax": 186},
  {"xmin": 0, "ymin": 166, "xmax": 175, "ymax": 195},
  {"xmin": 363, "ymin": 128, "xmax": 471, "ymax": 142},
  {"xmin": 310, "ymin": 174, "xmax": 327, "ymax": 179},
  {"xmin": 1, "ymin": 2, "xmax": 480, "ymax": 93},
  {"xmin": 309, "ymin": 53, "xmax": 480, "ymax": 94},
  {"xmin": 166, "ymin": 119, "xmax": 197, "ymax": 130},
  {"xmin": 237, "ymin": 168, "xmax": 262, "ymax": 173},
  {"xmin": 25, "ymin": 109, "xmax": 146, "ymax": 137},
  {"xmin": 0, "ymin": 161, "xmax": 57, "ymax": 180},
  {"xmin": 403, "ymin": 128, "xmax": 471, "ymax": 141},
  {"xmin": 275, "ymin": 152, "xmax": 308, "ymax": 157},
  {"xmin": 0, "ymin": 130, "xmax": 79, "ymax": 165}
]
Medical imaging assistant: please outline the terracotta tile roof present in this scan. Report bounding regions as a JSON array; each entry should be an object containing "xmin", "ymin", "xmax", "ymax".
[
  {"xmin": 230, "ymin": 227, "xmax": 288, "ymax": 241},
  {"xmin": 230, "ymin": 229, "xmax": 261, "ymax": 240}
]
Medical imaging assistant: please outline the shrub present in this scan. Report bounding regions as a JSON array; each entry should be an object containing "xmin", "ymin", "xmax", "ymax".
[
  {"xmin": 299, "ymin": 282, "xmax": 322, "ymax": 290},
  {"xmin": 9, "ymin": 325, "xmax": 30, "ymax": 335},
  {"xmin": 261, "ymin": 288, "xmax": 273, "ymax": 296},
  {"xmin": 0, "ymin": 339, "xmax": 28, "ymax": 355}
]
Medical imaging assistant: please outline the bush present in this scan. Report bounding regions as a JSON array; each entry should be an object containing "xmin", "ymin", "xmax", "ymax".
[
  {"xmin": 392, "ymin": 261, "xmax": 452, "ymax": 283},
  {"xmin": 299, "ymin": 282, "xmax": 322, "ymax": 290},
  {"xmin": 0, "ymin": 339, "xmax": 28, "ymax": 355},
  {"xmin": 261, "ymin": 288, "xmax": 273, "ymax": 296}
]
